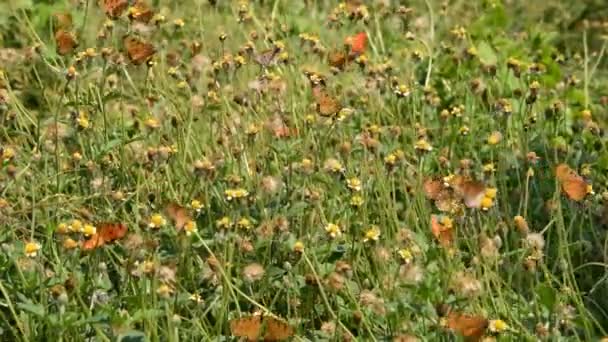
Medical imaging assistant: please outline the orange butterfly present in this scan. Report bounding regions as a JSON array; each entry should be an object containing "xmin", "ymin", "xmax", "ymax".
[
  {"xmin": 230, "ymin": 314, "xmax": 294, "ymax": 341},
  {"xmin": 449, "ymin": 176, "xmax": 486, "ymax": 209},
  {"xmin": 165, "ymin": 203, "xmax": 191, "ymax": 231},
  {"xmin": 312, "ymin": 86, "xmax": 341, "ymax": 117},
  {"xmin": 345, "ymin": 32, "xmax": 367, "ymax": 56},
  {"xmin": 102, "ymin": 0, "xmax": 129, "ymax": 19},
  {"xmin": 446, "ymin": 311, "xmax": 488, "ymax": 342},
  {"xmin": 555, "ymin": 163, "xmax": 589, "ymax": 201},
  {"xmin": 82, "ymin": 222, "xmax": 128, "ymax": 250},
  {"xmin": 128, "ymin": 0, "xmax": 154, "ymax": 23},
  {"xmin": 328, "ymin": 51, "xmax": 347, "ymax": 70},
  {"xmin": 123, "ymin": 35, "xmax": 156, "ymax": 65},
  {"xmin": 430, "ymin": 215, "xmax": 453, "ymax": 247},
  {"xmin": 55, "ymin": 30, "xmax": 78, "ymax": 56}
]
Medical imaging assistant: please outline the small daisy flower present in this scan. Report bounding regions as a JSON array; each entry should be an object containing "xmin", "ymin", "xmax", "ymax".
[
  {"xmin": 24, "ymin": 241, "xmax": 41, "ymax": 257},
  {"xmin": 363, "ymin": 226, "xmax": 381, "ymax": 242},
  {"xmin": 149, "ymin": 214, "xmax": 166, "ymax": 229},
  {"xmin": 63, "ymin": 238, "xmax": 79, "ymax": 249},
  {"xmin": 488, "ymin": 319, "xmax": 509, "ymax": 333},
  {"xmin": 394, "ymin": 84, "xmax": 411, "ymax": 97},
  {"xmin": 56, "ymin": 222, "xmax": 69, "ymax": 234},
  {"xmin": 184, "ymin": 220, "xmax": 197, "ymax": 236},
  {"xmin": 145, "ymin": 118, "xmax": 161, "ymax": 130},
  {"xmin": 323, "ymin": 158, "xmax": 345, "ymax": 174},
  {"xmin": 487, "ymin": 131, "xmax": 503, "ymax": 145},
  {"xmin": 483, "ymin": 163, "xmax": 496, "ymax": 173},
  {"xmin": 237, "ymin": 217, "xmax": 253, "ymax": 230},
  {"xmin": 346, "ymin": 177, "xmax": 362, "ymax": 192},
  {"xmin": 481, "ymin": 197, "xmax": 494, "ymax": 210},
  {"xmin": 485, "ymin": 187, "xmax": 498, "ymax": 199},
  {"xmin": 216, "ymin": 216, "xmax": 233, "ymax": 229},
  {"xmin": 156, "ymin": 284, "xmax": 174, "ymax": 298},
  {"xmin": 173, "ymin": 18, "xmax": 185, "ymax": 28},
  {"xmin": 325, "ymin": 223, "xmax": 342, "ymax": 239},
  {"xmin": 414, "ymin": 139, "xmax": 433, "ymax": 152},
  {"xmin": 189, "ymin": 293, "xmax": 204, "ymax": 304},
  {"xmin": 190, "ymin": 199, "xmax": 204, "ymax": 213},
  {"xmin": 76, "ymin": 111, "xmax": 90, "ymax": 129},
  {"xmin": 459, "ymin": 126, "xmax": 470, "ymax": 136},
  {"xmin": 293, "ymin": 240, "xmax": 305, "ymax": 253},
  {"xmin": 350, "ymin": 195, "xmax": 364, "ymax": 207},
  {"xmin": 225, "ymin": 188, "xmax": 249, "ymax": 201},
  {"xmin": 82, "ymin": 224, "xmax": 96, "ymax": 237},
  {"xmin": 69, "ymin": 219, "xmax": 83, "ymax": 233},
  {"xmin": 398, "ymin": 248, "xmax": 413, "ymax": 264}
]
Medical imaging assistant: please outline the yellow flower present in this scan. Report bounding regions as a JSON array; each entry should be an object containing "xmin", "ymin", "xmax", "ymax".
[
  {"xmin": 459, "ymin": 126, "xmax": 470, "ymax": 135},
  {"xmin": 346, "ymin": 177, "xmax": 362, "ymax": 192},
  {"xmin": 149, "ymin": 214, "xmax": 166, "ymax": 229},
  {"xmin": 69, "ymin": 219, "xmax": 83, "ymax": 233},
  {"xmin": 488, "ymin": 319, "xmax": 508, "ymax": 333},
  {"xmin": 225, "ymin": 188, "xmax": 249, "ymax": 201},
  {"xmin": 56, "ymin": 223, "xmax": 69, "ymax": 234},
  {"xmin": 189, "ymin": 293, "xmax": 203, "ymax": 303},
  {"xmin": 485, "ymin": 187, "xmax": 498, "ymax": 199},
  {"xmin": 76, "ymin": 111, "xmax": 90, "ymax": 129},
  {"xmin": 414, "ymin": 139, "xmax": 433, "ymax": 151},
  {"xmin": 440, "ymin": 216, "xmax": 453, "ymax": 228},
  {"xmin": 184, "ymin": 220, "xmax": 197, "ymax": 236},
  {"xmin": 483, "ymin": 163, "xmax": 496, "ymax": 173},
  {"xmin": 190, "ymin": 199, "xmax": 204, "ymax": 212},
  {"xmin": 363, "ymin": 226, "xmax": 380, "ymax": 242},
  {"xmin": 63, "ymin": 238, "xmax": 79, "ymax": 249},
  {"xmin": 587, "ymin": 184, "xmax": 594, "ymax": 195},
  {"xmin": 237, "ymin": 217, "xmax": 253, "ymax": 230},
  {"xmin": 82, "ymin": 224, "xmax": 96, "ymax": 237},
  {"xmin": 293, "ymin": 240, "xmax": 305, "ymax": 253},
  {"xmin": 481, "ymin": 197, "xmax": 494, "ymax": 210},
  {"xmin": 398, "ymin": 248, "xmax": 413, "ymax": 264},
  {"xmin": 394, "ymin": 84, "xmax": 411, "ymax": 97},
  {"xmin": 216, "ymin": 216, "xmax": 233, "ymax": 229},
  {"xmin": 487, "ymin": 131, "xmax": 503, "ymax": 145},
  {"xmin": 173, "ymin": 18, "xmax": 185, "ymax": 28},
  {"xmin": 156, "ymin": 284, "xmax": 173, "ymax": 298},
  {"xmin": 324, "ymin": 223, "xmax": 342, "ymax": 239},
  {"xmin": 25, "ymin": 241, "xmax": 41, "ymax": 257},
  {"xmin": 145, "ymin": 118, "xmax": 161, "ymax": 129},
  {"xmin": 323, "ymin": 158, "xmax": 344, "ymax": 173},
  {"xmin": 350, "ymin": 195, "xmax": 364, "ymax": 207}
]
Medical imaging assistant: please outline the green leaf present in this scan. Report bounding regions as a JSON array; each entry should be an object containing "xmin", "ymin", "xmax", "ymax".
[
  {"xmin": 16, "ymin": 301, "xmax": 45, "ymax": 317},
  {"xmin": 536, "ymin": 283, "xmax": 557, "ymax": 310}
]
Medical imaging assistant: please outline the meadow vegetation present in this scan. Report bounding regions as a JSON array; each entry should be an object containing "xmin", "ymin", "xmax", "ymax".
[{"xmin": 0, "ymin": 0, "xmax": 608, "ymax": 341}]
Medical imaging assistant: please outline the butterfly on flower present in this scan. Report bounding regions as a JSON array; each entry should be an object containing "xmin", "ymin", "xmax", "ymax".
[
  {"xmin": 102, "ymin": 0, "xmax": 129, "ymax": 19},
  {"xmin": 555, "ymin": 163, "xmax": 590, "ymax": 201},
  {"xmin": 229, "ymin": 313, "xmax": 294, "ymax": 341},
  {"xmin": 55, "ymin": 29, "xmax": 78, "ymax": 56},
  {"xmin": 82, "ymin": 222, "xmax": 128, "ymax": 250},
  {"xmin": 53, "ymin": 12, "xmax": 73, "ymax": 31},
  {"xmin": 344, "ymin": 31, "xmax": 367, "ymax": 56},
  {"xmin": 128, "ymin": 0, "xmax": 154, "ymax": 23},
  {"xmin": 254, "ymin": 46, "xmax": 282, "ymax": 68},
  {"xmin": 312, "ymin": 86, "xmax": 342, "ymax": 118},
  {"xmin": 446, "ymin": 311, "xmax": 489, "ymax": 341},
  {"xmin": 123, "ymin": 35, "xmax": 156, "ymax": 65},
  {"xmin": 165, "ymin": 202, "xmax": 192, "ymax": 231}
]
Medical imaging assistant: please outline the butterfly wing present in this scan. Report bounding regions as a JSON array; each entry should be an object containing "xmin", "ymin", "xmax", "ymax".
[
  {"xmin": 230, "ymin": 316, "xmax": 262, "ymax": 341},
  {"xmin": 263, "ymin": 317, "xmax": 294, "ymax": 341},
  {"xmin": 447, "ymin": 312, "xmax": 488, "ymax": 341},
  {"xmin": 346, "ymin": 32, "xmax": 367, "ymax": 55},
  {"xmin": 561, "ymin": 176, "xmax": 588, "ymax": 201},
  {"xmin": 55, "ymin": 30, "xmax": 78, "ymax": 55},
  {"xmin": 103, "ymin": 0, "xmax": 129, "ymax": 18},
  {"xmin": 423, "ymin": 178, "xmax": 444, "ymax": 200},
  {"xmin": 98, "ymin": 222, "xmax": 128, "ymax": 243},
  {"xmin": 82, "ymin": 234, "xmax": 104, "ymax": 250},
  {"xmin": 328, "ymin": 51, "xmax": 346, "ymax": 69},
  {"xmin": 431, "ymin": 215, "xmax": 453, "ymax": 247},
  {"xmin": 166, "ymin": 203, "xmax": 190, "ymax": 230},
  {"xmin": 124, "ymin": 36, "xmax": 156, "ymax": 65},
  {"xmin": 128, "ymin": 0, "xmax": 154, "ymax": 23}
]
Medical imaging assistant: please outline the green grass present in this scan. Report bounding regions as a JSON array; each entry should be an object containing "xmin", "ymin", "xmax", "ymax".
[{"xmin": 0, "ymin": 0, "xmax": 608, "ymax": 341}]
